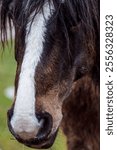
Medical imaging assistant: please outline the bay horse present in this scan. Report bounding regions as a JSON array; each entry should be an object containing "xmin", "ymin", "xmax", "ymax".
[{"xmin": 0, "ymin": 0, "xmax": 100, "ymax": 149}]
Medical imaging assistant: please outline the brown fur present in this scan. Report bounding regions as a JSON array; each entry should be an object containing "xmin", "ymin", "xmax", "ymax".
[{"xmin": 62, "ymin": 75, "xmax": 100, "ymax": 150}]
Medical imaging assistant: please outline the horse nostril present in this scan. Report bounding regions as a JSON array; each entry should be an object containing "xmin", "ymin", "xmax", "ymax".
[
  {"xmin": 36, "ymin": 112, "xmax": 53, "ymax": 140},
  {"xmin": 7, "ymin": 109, "xmax": 53, "ymax": 142}
]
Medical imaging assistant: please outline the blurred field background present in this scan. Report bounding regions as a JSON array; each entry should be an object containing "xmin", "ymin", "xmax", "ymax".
[{"xmin": 0, "ymin": 43, "xmax": 67, "ymax": 150}]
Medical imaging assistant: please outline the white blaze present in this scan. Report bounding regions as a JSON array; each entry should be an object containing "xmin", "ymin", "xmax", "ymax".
[{"xmin": 11, "ymin": 3, "xmax": 54, "ymax": 135}]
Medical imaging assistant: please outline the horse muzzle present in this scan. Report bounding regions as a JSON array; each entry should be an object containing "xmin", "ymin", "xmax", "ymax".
[{"xmin": 7, "ymin": 108, "xmax": 58, "ymax": 149}]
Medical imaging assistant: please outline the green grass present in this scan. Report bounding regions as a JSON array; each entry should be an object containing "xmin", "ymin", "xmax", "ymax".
[{"xmin": 0, "ymin": 44, "xmax": 67, "ymax": 150}]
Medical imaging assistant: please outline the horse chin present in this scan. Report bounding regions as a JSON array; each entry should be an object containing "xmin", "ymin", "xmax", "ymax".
[{"xmin": 20, "ymin": 130, "xmax": 58, "ymax": 149}]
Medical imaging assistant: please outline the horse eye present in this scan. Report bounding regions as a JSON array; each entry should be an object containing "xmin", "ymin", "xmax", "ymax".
[{"xmin": 74, "ymin": 66, "xmax": 89, "ymax": 81}]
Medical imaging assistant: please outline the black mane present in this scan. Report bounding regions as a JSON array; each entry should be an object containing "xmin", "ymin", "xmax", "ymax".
[{"xmin": 0, "ymin": 0, "xmax": 99, "ymax": 49}]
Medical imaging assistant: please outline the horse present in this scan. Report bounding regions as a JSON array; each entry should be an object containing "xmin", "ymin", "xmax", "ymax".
[{"xmin": 0, "ymin": 0, "xmax": 100, "ymax": 149}]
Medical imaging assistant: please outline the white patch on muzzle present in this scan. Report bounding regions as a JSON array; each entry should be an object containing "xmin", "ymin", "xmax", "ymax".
[{"xmin": 11, "ymin": 2, "xmax": 54, "ymax": 137}]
